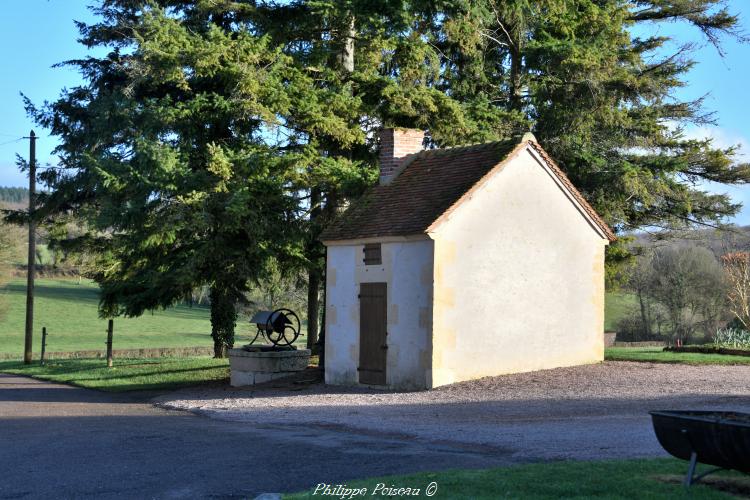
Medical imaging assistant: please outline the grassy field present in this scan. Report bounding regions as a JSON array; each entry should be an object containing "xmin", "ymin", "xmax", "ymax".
[
  {"xmin": 0, "ymin": 278, "xmax": 628, "ymax": 355},
  {"xmin": 604, "ymin": 291, "xmax": 636, "ymax": 331},
  {"xmin": 0, "ymin": 357, "xmax": 229, "ymax": 391},
  {"xmin": 605, "ymin": 347, "xmax": 750, "ymax": 365},
  {"xmin": 0, "ymin": 278, "xmax": 262, "ymax": 355},
  {"xmin": 286, "ymin": 458, "xmax": 746, "ymax": 499}
]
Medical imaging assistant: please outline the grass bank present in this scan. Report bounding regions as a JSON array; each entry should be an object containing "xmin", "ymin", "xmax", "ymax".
[
  {"xmin": 605, "ymin": 347, "xmax": 750, "ymax": 365},
  {"xmin": 0, "ymin": 357, "xmax": 229, "ymax": 391},
  {"xmin": 604, "ymin": 291, "xmax": 636, "ymax": 331},
  {"xmin": 286, "ymin": 458, "xmax": 746, "ymax": 499}
]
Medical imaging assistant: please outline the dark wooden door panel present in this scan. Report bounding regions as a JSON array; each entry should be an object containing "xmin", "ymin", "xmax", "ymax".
[{"xmin": 359, "ymin": 282, "xmax": 387, "ymax": 385}]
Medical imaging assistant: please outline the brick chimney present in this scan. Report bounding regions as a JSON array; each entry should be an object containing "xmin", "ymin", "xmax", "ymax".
[{"xmin": 378, "ymin": 128, "xmax": 425, "ymax": 185}]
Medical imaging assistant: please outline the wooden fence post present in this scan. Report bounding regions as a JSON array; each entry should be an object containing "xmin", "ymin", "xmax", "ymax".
[
  {"xmin": 40, "ymin": 327, "xmax": 47, "ymax": 366},
  {"xmin": 106, "ymin": 319, "xmax": 114, "ymax": 368}
]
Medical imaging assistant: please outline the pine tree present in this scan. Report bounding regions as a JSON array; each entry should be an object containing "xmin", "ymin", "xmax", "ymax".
[
  {"xmin": 356, "ymin": 0, "xmax": 749, "ymax": 277},
  {"xmin": 29, "ymin": 0, "xmax": 750, "ymax": 357},
  {"xmin": 252, "ymin": 1, "xmax": 479, "ymax": 347},
  {"xmin": 27, "ymin": 2, "xmax": 355, "ymax": 356}
]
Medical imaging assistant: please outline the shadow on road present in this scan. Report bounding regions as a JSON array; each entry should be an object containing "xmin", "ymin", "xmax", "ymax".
[{"xmin": 0, "ymin": 374, "xmax": 510, "ymax": 498}]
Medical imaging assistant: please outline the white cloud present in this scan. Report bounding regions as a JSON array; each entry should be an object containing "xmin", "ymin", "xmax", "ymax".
[
  {"xmin": 682, "ymin": 125, "xmax": 750, "ymax": 226},
  {"xmin": 683, "ymin": 125, "xmax": 750, "ymax": 157}
]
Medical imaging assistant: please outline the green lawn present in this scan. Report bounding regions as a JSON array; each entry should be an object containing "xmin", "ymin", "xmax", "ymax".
[
  {"xmin": 605, "ymin": 291, "xmax": 636, "ymax": 331},
  {"xmin": 286, "ymin": 458, "xmax": 746, "ymax": 499},
  {"xmin": 0, "ymin": 357, "xmax": 229, "ymax": 391},
  {"xmin": 605, "ymin": 347, "xmax": 750, "ymax": 365},
  {"xmin": 0, "ymin": 278, "xmax": 262, "ymax": 355}
]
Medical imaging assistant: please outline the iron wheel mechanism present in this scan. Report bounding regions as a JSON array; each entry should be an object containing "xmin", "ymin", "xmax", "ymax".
[{"xmin": 266, "ymin": 308, "xmax": 301, "ymax": 346}]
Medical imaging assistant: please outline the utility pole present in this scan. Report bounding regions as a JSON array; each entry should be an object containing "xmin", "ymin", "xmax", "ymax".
[{"xmin": 23, "ymin": 130, "xmax": 36, "ymax": 365}]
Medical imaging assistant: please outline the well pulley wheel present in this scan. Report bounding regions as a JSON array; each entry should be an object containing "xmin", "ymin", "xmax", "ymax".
[{"xmin": 265, "ymin": 308, "xmax": 301, "ymax": 346}]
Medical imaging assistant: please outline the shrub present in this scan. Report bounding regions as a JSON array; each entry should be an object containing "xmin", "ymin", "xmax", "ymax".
[
  {"xmin": 615, "ymin": 309, "xmax": 666, "ymax": 342},
  {"xmin": 713, "ymin": 328, "xmax": 750, "ymax": 349}
]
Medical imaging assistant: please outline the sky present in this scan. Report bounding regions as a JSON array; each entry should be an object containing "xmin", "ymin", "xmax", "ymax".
[
  {"xmin": 0, "ymin": 2, "xmax": 99, "ymax": 186},
  {"xmin": 1, "ymin": 1, "xmax": 749, "ymax": 223}
]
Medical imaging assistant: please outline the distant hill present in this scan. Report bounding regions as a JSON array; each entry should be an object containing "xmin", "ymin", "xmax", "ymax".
[{"xmin": 629, "ymin": 225, "xmax": 750, "ymax": 256}]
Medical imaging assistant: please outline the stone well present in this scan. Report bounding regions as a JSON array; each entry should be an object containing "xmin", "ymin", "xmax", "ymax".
[{"xmin": 228, "ymin": 347, "xmax": 311, "ymax": 387}]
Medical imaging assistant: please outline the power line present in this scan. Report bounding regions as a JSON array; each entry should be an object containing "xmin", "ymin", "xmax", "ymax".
[{"xmin": 0, "ymin": 137, "xmax": 24, "ymax": 147}]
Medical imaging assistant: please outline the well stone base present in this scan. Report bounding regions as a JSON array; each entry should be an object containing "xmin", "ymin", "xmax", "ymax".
[{"xmin": 228, "ymin": 348, "xmax": 311, "ymax": 387}]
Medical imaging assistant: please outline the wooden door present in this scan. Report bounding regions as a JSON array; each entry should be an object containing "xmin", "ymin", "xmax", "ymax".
[{"xmin": 359, "ymin": 282, "xmax": 387, "ymax": 385}]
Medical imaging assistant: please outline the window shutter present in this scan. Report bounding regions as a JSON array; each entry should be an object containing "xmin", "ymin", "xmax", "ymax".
[{"xmin": 363, "ymin": 243, "xmax": 382, "ymax": 265}]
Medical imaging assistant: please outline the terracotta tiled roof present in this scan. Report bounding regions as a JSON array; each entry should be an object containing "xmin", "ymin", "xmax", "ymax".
[{"xmin": 320, "ymin": 138, "xmax": 616, "ymax": 242}]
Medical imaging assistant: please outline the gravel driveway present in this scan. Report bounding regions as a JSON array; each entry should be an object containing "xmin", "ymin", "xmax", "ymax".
[{"xmin": 156, "ymin": 361, "xmax": 750, "ymax": 463}]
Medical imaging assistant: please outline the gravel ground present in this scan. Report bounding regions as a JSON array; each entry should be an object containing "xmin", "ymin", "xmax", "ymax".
[{"xmin": 155, "ymin": 361, "xmax": 750, "ymax": 463}]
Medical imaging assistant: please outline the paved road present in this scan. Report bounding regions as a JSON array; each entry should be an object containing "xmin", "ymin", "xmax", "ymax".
[{"xmin": 0, "ymin": 375, "xmax": 515, "ymax": 499}]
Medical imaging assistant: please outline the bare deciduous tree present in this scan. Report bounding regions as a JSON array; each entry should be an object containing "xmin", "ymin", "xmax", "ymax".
[
  {"xmin": 623, "ymin": 245, "xmax": 728, "ymax": 343},
  {"xmin": 721, "ymin": 252, "xmax": 750, "ymax": 330},
  {"xmin": 649, "ymin": 246, "xmax": 727, "ymax": 344}
]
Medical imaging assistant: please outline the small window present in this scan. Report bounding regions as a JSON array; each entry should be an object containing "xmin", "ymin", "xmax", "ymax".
[{"xmin": 363, "ymin": 243, "xmax": 382, "ymax": 265}]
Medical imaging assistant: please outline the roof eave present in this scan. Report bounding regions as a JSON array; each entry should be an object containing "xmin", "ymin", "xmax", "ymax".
[
  {"xmin": 322, "ymin": 233, "xmax": 432, "ymax": 246},
  {"xmin": 526, "ymin": 141, "xmax": 616, "ymax": 242}
]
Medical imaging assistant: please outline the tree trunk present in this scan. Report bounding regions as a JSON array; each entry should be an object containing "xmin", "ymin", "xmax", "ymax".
[
  {"xmin": 307, "ymin": 187, "xmax": 322, "ymax": 350},
  {"xmin": 340, "ymin": 15, "xmax": 355, "ymax": 73},
  {"xmin": 307, "ymin": 269, "xmax": 320, "ymax": 349},
  {"xmin": 307, "ymin": 11, "xmax": 354, "ymax": 359},
  {"xmin": 210, "ymin": 285, "xmax": 236, "ymax": 358},
  {"xmin": 508, "ymin": 45, "xmax": 523, "ymax": 112},
  {"xmin": 213, "ymin": 341, "xmax": 227, "ymax": 358},
  {"xmin": 637, "ymin": 290, "xmax": 652, "ymax": 339},
  {"xmin": 498, "ymin": 10, "xmax": 523, "ymax": 113}
]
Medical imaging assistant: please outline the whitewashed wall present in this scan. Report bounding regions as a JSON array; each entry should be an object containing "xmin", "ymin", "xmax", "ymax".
[
  {"xmin": 324, "ymin": 238, "xmax": 434, "ymax": 389},
  {"xmin": 429, "ymin": 148, "xmax": 608, "ymax": 387}
]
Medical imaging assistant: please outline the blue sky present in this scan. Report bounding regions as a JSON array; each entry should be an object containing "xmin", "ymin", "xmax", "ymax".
[
  {"xmin": 1, "ymin": 1, "xmax": 749, "ymax": 223},
  {"xmin": 0, "ymin": 2, "xmax": 98, "ymax": 186}
]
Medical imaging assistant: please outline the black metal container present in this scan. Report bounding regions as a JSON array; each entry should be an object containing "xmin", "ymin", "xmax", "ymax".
[{"xmin": 649, "ymin": 410, "xmax": 750, "ymax": 474}]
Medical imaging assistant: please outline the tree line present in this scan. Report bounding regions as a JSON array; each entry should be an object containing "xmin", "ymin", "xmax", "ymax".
[
  {"xmin": 22, "ymin": 0, "xmax": 749, "ymax": 357},
  {"xmin": 619, "ymin": 227, "xmax": 750, "ymax": 344},
  {"xmin": 0, "ymin": 187, "xmax": 29, "ymax": 205}
]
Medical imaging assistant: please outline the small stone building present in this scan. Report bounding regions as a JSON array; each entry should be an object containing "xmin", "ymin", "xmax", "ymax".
[{"xmin": 320, "ymin": 129, "xmax": 615, "ymax": 390}]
